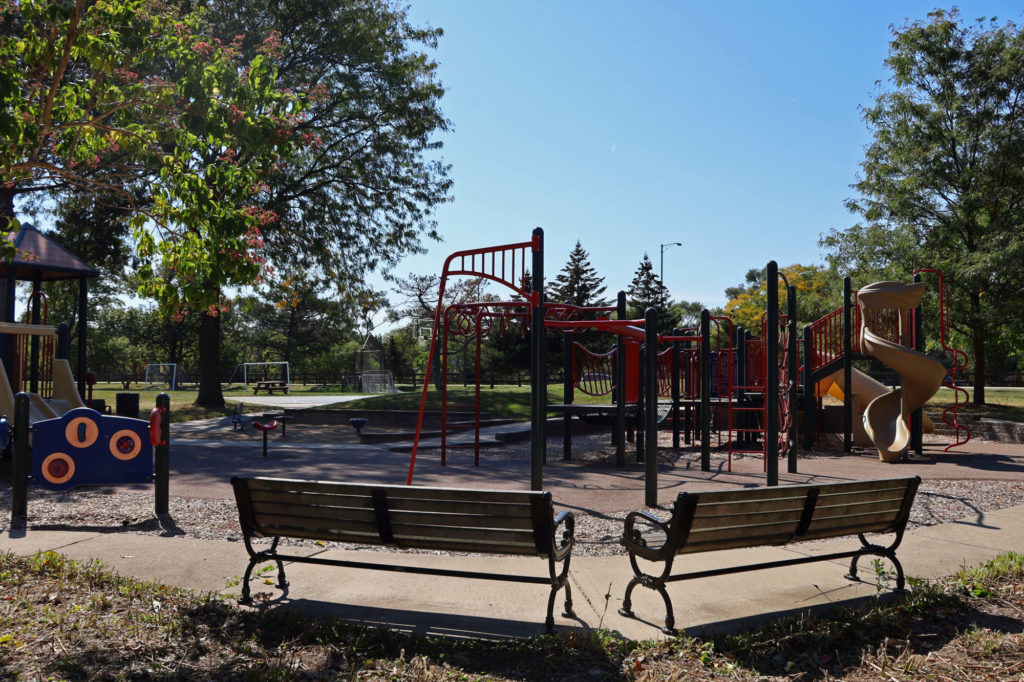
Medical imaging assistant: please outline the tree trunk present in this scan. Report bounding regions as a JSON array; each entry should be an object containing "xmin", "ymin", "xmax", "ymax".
[
  {"xmin": 0, "ymin": 185, "xmax": 15, "ymax": 225},
  {"xmin": 970, "ymin": 291, "xmax": 985, "ymax": 405},
  {"xmin": 195, "ymin": 311, "xmax": 225, "ymax": 408}
]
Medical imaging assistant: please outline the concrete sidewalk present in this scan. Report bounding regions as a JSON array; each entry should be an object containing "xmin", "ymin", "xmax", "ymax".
[{"xmin": 2, "ymin": 502, "xmax": 1020, "ymax": 641}]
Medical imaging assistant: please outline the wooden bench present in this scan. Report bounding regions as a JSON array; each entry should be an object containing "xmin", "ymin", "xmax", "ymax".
[
  {"xmin": 252, "ymin": 381, "xmax": 290, "ymax": 395},
  {"xmin": 618, "ymin": 476, "xmax": 920, "ymax": 633},
  {"xmin": 230, "ymin": 477, "xmax": 576, "ymax": 632}
]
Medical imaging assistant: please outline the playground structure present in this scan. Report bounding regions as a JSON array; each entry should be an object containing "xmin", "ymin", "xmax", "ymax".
[
  {"xmin": 405, "ymin": 230, "xmax": 971, "ymax": 504},
  {"xmin": 0, "ymin": 225, "xmax": 171, "ymax": 525}
]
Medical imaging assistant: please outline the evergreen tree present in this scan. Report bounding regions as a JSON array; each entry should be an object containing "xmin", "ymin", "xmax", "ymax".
[
  {"xmin": 548, "ymin": 241, "xmax": 609, "ymax": 308},
  {"xmin": 627, "ymin": 253, "xmax": 676, "ymax": 332}
]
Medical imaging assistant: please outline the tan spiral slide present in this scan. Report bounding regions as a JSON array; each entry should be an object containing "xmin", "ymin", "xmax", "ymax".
[{"xmin": 857, "ymin": 281, "xmax": 947, "ymax": 462}]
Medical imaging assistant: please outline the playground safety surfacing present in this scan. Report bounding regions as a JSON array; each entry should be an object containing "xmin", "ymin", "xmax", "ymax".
[{"xmin": 5, "ymin": 415, "xmax": 1024, "ymax": 641}]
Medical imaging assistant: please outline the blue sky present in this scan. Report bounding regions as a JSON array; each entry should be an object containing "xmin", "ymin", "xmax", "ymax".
[{"xmin": 382, "ymin": 1, "xmax": 1022, "ymax": 319}]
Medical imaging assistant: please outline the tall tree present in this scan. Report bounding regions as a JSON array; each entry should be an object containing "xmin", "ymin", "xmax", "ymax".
[
  {"xmin": 548, "ymin": 241, "xmax": 609, "ymax": 309},
  {"xmin": 626, "ymin": 253, "xmax": 675, "ymax": 332},
  {"xmin": 821, "ymin": 9, "xmax": 1024, "ymax": 404},
  {"xmin": 205, "ymin": 0, "xmax": 452, "ymax": 311},
  {"xmin": 724, "ymin": 264, "xmax": 838, "ymax": 333}
]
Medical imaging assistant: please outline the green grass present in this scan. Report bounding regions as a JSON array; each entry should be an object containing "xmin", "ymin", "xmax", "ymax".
[
  {"xmin": 79, "ymin": 380, "xmax": 1024, "ymax": 425},
  {"xmin": 3, "ymin": 549, "xmax": 1023, "ymax": 679},
  {"xmin": 926, "ymin": 386, "xmax": 1024, "ymax": 423},
  {"xmin": 323, "ymin": 384, "xmax": 611, "ymax": 421},
  {"xmin": 83, "ymin": 382, "xmax": 361, "ymax": 423}
]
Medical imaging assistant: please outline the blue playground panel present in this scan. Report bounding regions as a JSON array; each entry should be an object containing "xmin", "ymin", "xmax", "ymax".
[{"xmin": 32, "ymin": 407, "xmax": 153, "ymax": 491}]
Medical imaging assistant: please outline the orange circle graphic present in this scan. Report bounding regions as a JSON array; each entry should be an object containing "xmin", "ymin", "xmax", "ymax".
[
  {"xmin": 65, "ymin": 417, "xmax": 99, "ymax": 449},
  {"xmin": 41, "ymin": 452, "xmax": 76, "ymax": 485},
  {"xmin": 109, "ymin": 429, "xmax": 142, "ymax": 461}
]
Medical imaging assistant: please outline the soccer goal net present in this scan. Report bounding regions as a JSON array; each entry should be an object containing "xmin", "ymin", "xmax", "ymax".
[
  {"xmin": 145, "ymin": 363, "xmax": 179, "ymax": 390},
  {"xmin": 360, "ymin": 370, "xmax": 396, "ymax": 393},
  {"xmin": 243, "ymin": 362, "xmax": 290, "ymax": 389}
]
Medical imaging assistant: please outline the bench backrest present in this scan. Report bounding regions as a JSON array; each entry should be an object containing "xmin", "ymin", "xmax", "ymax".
[
  {"xmin": 231, "ymin": 477, "xmax": 557, "ymax": 557},
  {"xmin": 669, "ymin": 477, "xmax": 919, "ymax": 555}
]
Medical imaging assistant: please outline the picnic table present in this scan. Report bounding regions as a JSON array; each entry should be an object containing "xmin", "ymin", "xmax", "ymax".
[{"xmin": 252, "ymin": 381, "xmax": 290, "ymax": 395}]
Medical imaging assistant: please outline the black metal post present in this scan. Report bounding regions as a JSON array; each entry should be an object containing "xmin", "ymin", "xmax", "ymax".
[
  {"xmin": 155, "ymin": 393, "xmax": 170, "ymax": 514},
  {"xmin": 766, "ymin": 261, "xmax": 779, "ymax": 486},
  {"xmin": 56, "ymin": 323, "xmax": 69, "ymax": 360},
  {"xmin": 529, "ymin": 227, "xmax": 545, "ymax": 491},
  {"xmin": 562, "ymin": 331, "xmax": 572, "ymax": 461},
  {"xmin": 77, "ymin": 275, "xmax": 88, "ymax": 398},
  {"xmin": 671, "ymin": 329, "xmax": 680, "ymax": 449},
  {"xmin": 735, "ymin": 324, "xmax": 746, "ymax": 445},
  {"xmin": 615, "ymin": 291, "xmax": 627, "ymax": 467},
  {"xmin": 700, "ymin": 309, "xmax": 711, "ymax": 472},
  {"xmin": 843, "ymin": 276, "xmax": 853, "ymax": 453},
  {"xmin": 11, "ymin": 392, "xmax": 29, "ymax": 525},
  {"xmin": 911, "ymin": 272, "xmax": 923, "ymax": 455},
  {"xmin": 787, "ymin": 284, "xmax": 798, "ymax": 474},
  {"xmin": 645, "ymin": 307, "xmax": 659, "ymax": 507},
  {"xmin": 30, "ymin": 275, "xmax": 41, "ymax": 395},
  {"xmin": 802, "ymin": 325, "xmax": 815, "ymax": 450}
]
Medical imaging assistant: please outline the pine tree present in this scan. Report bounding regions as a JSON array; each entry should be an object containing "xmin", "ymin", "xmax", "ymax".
[
  {"xmin": 548, "ymin": 241, "xmax": 609, "ymax": 308},
  {"xmin": 627, "ymin": 253, "xmax": 676, "ymax": 331}
]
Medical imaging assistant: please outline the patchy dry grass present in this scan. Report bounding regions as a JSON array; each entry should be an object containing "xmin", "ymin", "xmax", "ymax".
[{"xmin": 2, "ymin": 550, "xmax": 1024, "ymax": 680}]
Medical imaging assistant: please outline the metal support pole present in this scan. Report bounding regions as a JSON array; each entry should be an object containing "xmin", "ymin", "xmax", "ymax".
[
  {"xmin": 735, "ymin": 325, "xmax": 746, "ymax": 445},
  {"xmin": 562, "ymin": 332, "xmax": 572, "ymax": 461},
  {"xmin": 615, "ymin": 291, "xmax": 627, "ymax": 467},
  {"xmin": 802, "ymin": 325, "xmax": 815, "ymax": 450},
  {"xmin": 671, "ymin": 329, "xmax": 680, "ymax": 449},
  {"xmin": 911, "ymin": 272, "xmax": 924, "ymax": 455},
  {"xmin": 766, "ymin": 261, "xmax": 779, "ymax": 486},
  {"xmin": 700, "ymin": 309, "xmax": 711, "ymax": 472},
  {"xmin": 77, "ymin": 276, "xmax": 88, "ymax": 399},
  {"xmin": 56, "ymin": 323, "xmax": 70, "ymax": 360},
  {"xmin": 787, "ymin": 284, "xmax": 798, "ymax": 474},
  {"xmin": 11, "ymin": 392, "xmax": 29, "ymax": 525},
  {"xmin": 529, "ymin": 227, "xmax": 545, "ymax": 491},
  {"xmin": 30, "ymin": 275, "xmax": 41, "ymax": 395},
  {"xmin": 843, "ymin": 277, "xmax": 853, "ymax": 453},
  {"xmin": 645, "ymin": 307, "xmax": 659, "ymax": 507},
  {"xmin": 155, "ymin": 393, "xmax": 170, "ymax": 514}
]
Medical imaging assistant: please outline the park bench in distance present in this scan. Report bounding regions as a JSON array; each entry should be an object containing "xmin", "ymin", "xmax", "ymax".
[
  {"xmin": 618, "ymin": 476, "xmax": 920, "ymax": 633},
  {"xmin": 230, "ymin": 477, "xmax": 576, "ymax": 632}
]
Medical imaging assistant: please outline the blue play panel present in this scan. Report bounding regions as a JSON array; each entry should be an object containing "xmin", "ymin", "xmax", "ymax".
[{"xmin": 32, "ymin": 407, "xmax": 153, "ymax": 491}]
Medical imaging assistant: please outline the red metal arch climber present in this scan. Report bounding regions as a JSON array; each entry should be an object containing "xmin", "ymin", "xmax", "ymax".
[{"xmin": 407, "ymin": 230, "xmax": 544, "ymax": 485}]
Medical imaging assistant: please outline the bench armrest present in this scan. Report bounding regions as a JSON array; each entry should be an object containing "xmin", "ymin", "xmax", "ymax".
[
  {"xmin": 621, "ymin": 509, "xmax": 673, "ymax": 561},
  {"xmin": 552, "ymin": 510, "xmax": 575, "ymax": 561}
]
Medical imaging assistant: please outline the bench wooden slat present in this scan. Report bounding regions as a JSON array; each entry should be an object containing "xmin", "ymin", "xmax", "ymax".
[
  {"xmin": 251, "ymin": 501, "xmax": 379, "ymax": 525},
  {"xmin": 689, "ymin": 508, "xmax": 805, "ymax": 532},
  {"xmin": 251, "ymin": 523, "xmax": 380, "ymax": 544},
  {"xmin": 244, "ymin": 477, "xmax": 539, "ymax": 505},
  {"xmin": 681, "ymin": 520, "xmax": 803, "ymax": 548},
  {"xmin": 250, "ymin": 490, "xmax": 375, "ymax": 510},
  {"xmin": 688, "ymin": 497, "xmax": 807, "ymax": 518},
  {"xmin": 816, "ymin": 487, "xmax": 911, "ymax": 506},
  {"xmin": 389, "ymin": 522, "xmax": 537, "ymax": 547},
  {"xmin": 252, "ymin": 521, "xmax": 540, "ymax": 555},
  {"xmin": 248, "ymin": 489, "xmax": 536, "ymax": 519}
]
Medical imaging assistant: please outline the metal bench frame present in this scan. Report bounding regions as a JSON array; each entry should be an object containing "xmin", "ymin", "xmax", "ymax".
[
  {"xmin": 618, "ymin": 476, "xmax": 920, "ymax": 633},
  {"xmin": 231, "ymin": 477, "xmax": 576, "ymax": 632}
]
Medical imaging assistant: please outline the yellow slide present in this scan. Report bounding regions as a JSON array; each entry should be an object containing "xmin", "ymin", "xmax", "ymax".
[
  {"xmin": 857, "ymin": 281, "xmax": 947, "ymax": 461},
  {"xmin": 0, "ymin": 358, "xmax": 88, "ymax": 422}
]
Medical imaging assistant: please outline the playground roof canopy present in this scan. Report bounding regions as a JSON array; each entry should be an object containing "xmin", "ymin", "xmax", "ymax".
[{"xmin": 2, "ymin": 224, "xmax": 99, "ymax": 281}]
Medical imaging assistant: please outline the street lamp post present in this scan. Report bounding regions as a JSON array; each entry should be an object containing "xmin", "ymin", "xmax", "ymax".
[{"xmin": 659, "ymin": 242, "xmax": 682, "ymax": 284}]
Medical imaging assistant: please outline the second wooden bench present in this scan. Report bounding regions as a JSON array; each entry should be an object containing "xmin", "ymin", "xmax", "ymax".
[{"xmin": 618, "ymin": 476, "xmax": 920, "ymax": 633}]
